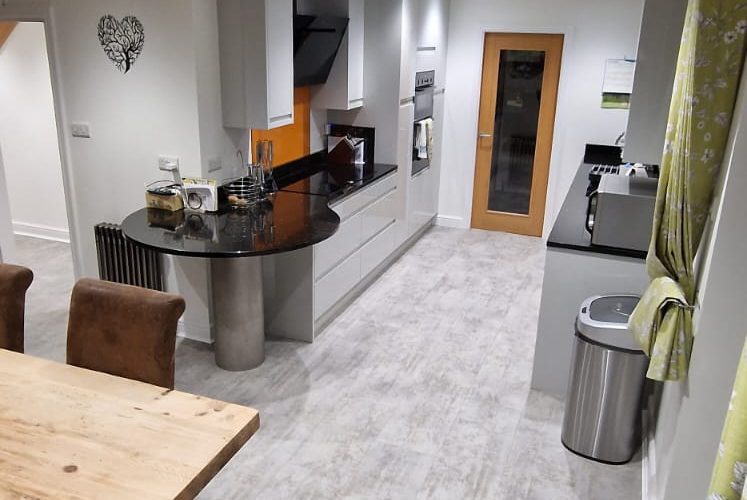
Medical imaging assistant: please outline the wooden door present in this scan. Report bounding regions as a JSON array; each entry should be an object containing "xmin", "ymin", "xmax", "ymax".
[{"xmin": 471, "ymin": 33, "xmax": 563, "ymax": 236}]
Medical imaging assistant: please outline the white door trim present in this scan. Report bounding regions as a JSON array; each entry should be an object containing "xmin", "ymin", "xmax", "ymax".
[{"xmin": 0, "ymin": 1, "xmax": 82, "ymax": 277}]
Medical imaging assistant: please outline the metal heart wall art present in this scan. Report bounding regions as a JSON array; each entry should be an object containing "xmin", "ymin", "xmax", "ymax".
[{"xmin": 97, "ymin": 15, "xmax": 144, "ymax": 74}]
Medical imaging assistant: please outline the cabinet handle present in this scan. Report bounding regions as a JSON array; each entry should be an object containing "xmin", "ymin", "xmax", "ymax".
[{"xmin": 479, "ymin": 133, "xmax": 493, "ymax": 138}]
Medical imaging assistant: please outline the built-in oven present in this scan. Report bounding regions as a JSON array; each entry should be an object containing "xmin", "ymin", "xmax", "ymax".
[{"xmin": 412, "ymin": 70, "xmax": 435, "ymax": 176}]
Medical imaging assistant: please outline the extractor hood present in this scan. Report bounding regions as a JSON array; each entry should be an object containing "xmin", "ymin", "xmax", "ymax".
[{"xmin": 293, "ymin": 3, "xmax": 349, "ymax": 87}]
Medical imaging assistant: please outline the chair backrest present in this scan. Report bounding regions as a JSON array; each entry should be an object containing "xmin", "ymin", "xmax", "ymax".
[
  {"xmin": 0, "ymin": 263, "xmax": 33, "ymax": 353},
  {"xmin": 66, "ymin": 278, "xmax": 185, "ymax": 389}
]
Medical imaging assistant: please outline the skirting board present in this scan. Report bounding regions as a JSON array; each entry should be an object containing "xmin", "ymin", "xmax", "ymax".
[
  {"xmin": 435, "ymin": 214, "xmax": 468, "ymax": 229},
  {"xmin": 177, "ymin": 318, "xmax": 213, "ymax": 344},
  {"xmin": 13, "ymin": 222, "xmax": 70, "ymax": 243}
]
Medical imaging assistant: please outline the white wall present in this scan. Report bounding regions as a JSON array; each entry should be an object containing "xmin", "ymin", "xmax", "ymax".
[
  {"xmin": 0, "ymin": 146, "xmax": 15, "ymax": 262},
  {"xmin": 45, "ymin": 0, "xmax": 215, "ymax": 341},
  {"xmin": 0, "ymin": 0, "xmax": 250, "ymax": 341},
  {"xmin": 191, "ymin": 0, "xmax": 250, "ymax": 182},
  {"xmin": 0, "ymin": 22, "xmax": 69, "ymax": 242},
  {"xmin": 48, "ymin": 0, "xmax": 203, "ymax": 276},
  {"xmin": 650, "ymin": 68, "xmax": 747, "ymax": 500},
  {"xmin": 438, "ymin": 0, "xmax": 644, "ymax": 234}
]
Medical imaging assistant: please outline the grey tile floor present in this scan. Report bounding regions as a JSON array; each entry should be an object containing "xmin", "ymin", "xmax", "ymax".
[{"xmin": 16, "ymin": 228, "xmax": 640, "ymax": 499}]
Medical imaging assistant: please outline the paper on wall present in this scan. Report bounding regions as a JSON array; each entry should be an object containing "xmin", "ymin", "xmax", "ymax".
[{"xmin": 602, "ymin": 59, "xmax": 636, "ymax": 94}]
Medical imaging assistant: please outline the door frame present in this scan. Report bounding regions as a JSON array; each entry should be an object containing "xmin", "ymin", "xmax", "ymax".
[
  {"xmin": 0, "ymin": 1, "xmax": 82, "ymax": 276},
  {"xmin": 460, "ymin": 26, "xmax": 572, "ymax": 236},
  {"xmin": 470, "ymin": 32, "xmax": 563, "ymax": 236}
]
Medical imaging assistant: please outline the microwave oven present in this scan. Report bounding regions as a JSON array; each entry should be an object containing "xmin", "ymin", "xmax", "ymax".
[{"xmin": 586, "ymin": 174, "xmax": 658, "ymax": 252}]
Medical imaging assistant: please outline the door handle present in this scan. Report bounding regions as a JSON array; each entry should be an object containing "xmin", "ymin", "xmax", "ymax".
[{"xmin": 479, "ymin": 133, "xmax": 493, "ymax": 138}]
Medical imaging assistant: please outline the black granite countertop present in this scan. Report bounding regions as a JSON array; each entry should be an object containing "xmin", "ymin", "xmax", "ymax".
[
  {"xmin": 122, "ymin": 152, "xmax": 398, "ymax": 258},
  {"xmin": 547, "ymin": 163, "xmax": 648, "ymax": 260},
  {"xmin": 275, "ymin": 151, "xmax": 398, "ymax": 203},
  {"xmin": 122, "ymin": 191, "xmax": 340, "ymax": 258}
]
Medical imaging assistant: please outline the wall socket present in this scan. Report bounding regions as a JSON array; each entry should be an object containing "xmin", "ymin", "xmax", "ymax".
[
  {"xmin": 207, "ymin": 157, "xmax": 222, "ymax": 173},
  {"xmin": 158, "ymin": 156, "xmax": 180, "ymax": 171},
  {"xmin": 71, "ymin": 123, "xmax": 91, "ymax": 138}
]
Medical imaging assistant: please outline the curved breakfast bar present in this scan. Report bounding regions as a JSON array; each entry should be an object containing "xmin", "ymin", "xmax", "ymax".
[
  {"xmin": 122, "ymin": 154, "xmax": 398, "ymax": 371},
  {"xmin": 122, "ymin": 191, "xmax": 340, "ymax": 371}
]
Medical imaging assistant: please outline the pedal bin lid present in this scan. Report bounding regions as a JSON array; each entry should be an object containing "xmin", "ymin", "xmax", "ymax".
[{"xmin": 576, "ymin": 295, "xmax": 641, "ymax": 352}]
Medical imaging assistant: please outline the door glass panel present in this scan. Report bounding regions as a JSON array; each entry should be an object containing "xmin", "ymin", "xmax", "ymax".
[{"xmin": 487, "ymin": 49, "xmax": 545, "ymax": 215}]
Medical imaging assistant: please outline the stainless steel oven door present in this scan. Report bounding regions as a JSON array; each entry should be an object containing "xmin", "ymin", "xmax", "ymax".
[{"xmin": 414, "ymin": 86, "xmax": 434, "ymax": 121}]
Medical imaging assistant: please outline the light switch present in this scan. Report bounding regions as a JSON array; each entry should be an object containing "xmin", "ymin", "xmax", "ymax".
[{"xmin": 71, "ymin": 123, "xmax": 91, "ymax": 138}]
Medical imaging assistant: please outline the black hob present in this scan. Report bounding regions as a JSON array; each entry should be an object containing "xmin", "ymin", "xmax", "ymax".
[{"xmin": 275, "ymin": 153, "xmax": 397, "ymax": 203}]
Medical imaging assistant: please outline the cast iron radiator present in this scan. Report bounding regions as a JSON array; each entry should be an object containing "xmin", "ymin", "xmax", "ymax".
[{"xmin": 94, "ymin": 223, "xmax": 163, "ymax": 291}]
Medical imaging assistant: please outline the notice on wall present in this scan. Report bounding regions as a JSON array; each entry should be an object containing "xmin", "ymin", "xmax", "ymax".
[
  {"xmin": 602, "ymin": 59, "xmax": 636, "ymax": 109},
  {"xmin": 603, "ymin": 59, "xmax": 636, "ymax": 93}
]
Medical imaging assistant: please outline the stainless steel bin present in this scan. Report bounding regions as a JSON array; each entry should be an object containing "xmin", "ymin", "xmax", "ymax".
[{"xmin": 561, "ymin": 295, "xmax": 649, "ymax": 464}]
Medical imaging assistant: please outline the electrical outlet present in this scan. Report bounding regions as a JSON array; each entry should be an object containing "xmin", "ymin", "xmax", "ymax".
[
  {"xmin": 71, "ymin": 123, "xmax": 91, "ymax": 138},
  {"xmin": 158, "ymin": 156, "xmax": 180, "ymax": 171},
  {"xmin": 208, "ymin": 157, "xmax": 222, "ymax": 173}
]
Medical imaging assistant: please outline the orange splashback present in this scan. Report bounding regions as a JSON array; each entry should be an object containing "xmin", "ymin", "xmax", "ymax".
[
  {"xmin": 251, "ymin": 86, "xmax": 311, "ymax": 167},
  {"xmin": 251, "ymin": 87, "xmax": 312, "ymax": 233},
  {"xmin": 0, "ymin": 22, "xmax": 18, "ymax": 50}
]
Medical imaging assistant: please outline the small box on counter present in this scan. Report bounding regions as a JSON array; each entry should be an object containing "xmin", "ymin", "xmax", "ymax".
[
  {"xmin": 145, "ymin": 182, "xmax": 184, "ymax": 212},
  {"xmin": 182, "ymin": 177, "xmax": 219, "ymax": 213}
]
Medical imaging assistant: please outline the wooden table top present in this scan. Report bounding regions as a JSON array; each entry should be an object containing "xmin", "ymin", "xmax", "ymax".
[{"xmin": 0, "ymin": 349, "xmax": 260, "ymax": 499}]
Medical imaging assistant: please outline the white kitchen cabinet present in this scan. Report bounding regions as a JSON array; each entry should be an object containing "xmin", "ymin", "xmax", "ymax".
[
  {"xmin": 360, "ymin": 223, "xmax": 396, "ymax": 278},
  {"xmin": 217, "ymin": 0, "xmax": 294, "ymax": 129},
  {"xmin": 429, "ymin": 91, "xmax": 444, "ymax": 214},
  {"xmin": 313, "ymin": 212, "xmax": 362, "ymax": 280},
  {"xmin": 414, "ymin": 0, "xmax": 450, "ymax": 90},
  {"xmin": 399, "ymin": 0, "xmax": 418, "ymax": 101},
  {"xmin": 395, "ymin": 102, "xmax": 415, "ymax": 247},
  {"xmin": 314, "ymin": 251, "xmax": 362, "ymax": 319},
  {"xmin": 408, "ymin": 165, "xmax": 436, "ymax": 237},
  {"xmin": 531, "ymin": 247, "xmax": 649, "ymax": 396},
  {"xmin": 312, "ymin": 172, "xmax": 398, "ymax": 320},
  {"xmin": 306, "ymin": 0, "xmax": 365, "ymax": 110},
  {"xmin": 360, "ymin": 189, "xmax": 397, "ymax": 244},
  {"xmin": 406, "ymin": 94, "xmax": 441, "ymax": 237}
]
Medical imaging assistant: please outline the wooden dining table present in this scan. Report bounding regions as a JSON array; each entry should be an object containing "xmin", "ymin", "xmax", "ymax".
[{"xmin": 0, "ymin": 349, "xmax": 260, "ymax": 499}]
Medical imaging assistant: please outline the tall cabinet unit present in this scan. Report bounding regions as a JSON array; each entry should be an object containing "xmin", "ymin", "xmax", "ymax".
[
  {"xmin": 396, "ymin": 101, "xmax": 416, "ymax": 245},
  {"xmin": 403, "ymin": 0, "xmax": 450, "ymax": 238},
  {"xmin": 399, "ymin": 0, "xmax": 418, "ymax": 102},
  {"xmin": 304, "ymin": 0, "xmax": 365, "ymax": 111},
  {"xmin": 217, "ymin": 0, "xmax": 295, "ymax": 129}
]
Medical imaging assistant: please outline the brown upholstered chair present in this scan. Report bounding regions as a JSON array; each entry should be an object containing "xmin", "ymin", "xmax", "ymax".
[
  {"xmin": 0, "ymin": 263, "xmax": 34, "ymax": 353},
  {"xmin": 66, "ymin": 278, "xmax": 185, "ymax": 389}
]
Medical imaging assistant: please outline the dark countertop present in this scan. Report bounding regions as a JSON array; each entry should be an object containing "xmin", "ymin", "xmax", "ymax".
[
  {"xmin": 122, "ymin": 153, "xmax": 398, "ymax": 258},
  {"xmin": 274, "ymin": 151, "xmax": 398, "ymax": 203},
  {"xmin": 122, "ymin": 192, "xmax": 340, "ymax": 258},
  {"xmin": 547, "ymin": 163, "xmax": 648, "ymax": 260}
]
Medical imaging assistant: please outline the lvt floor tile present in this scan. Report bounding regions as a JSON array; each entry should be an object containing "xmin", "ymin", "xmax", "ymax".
[{"xmin": 18, "ymin": 228, "xmax": 641, "ymax": 499}]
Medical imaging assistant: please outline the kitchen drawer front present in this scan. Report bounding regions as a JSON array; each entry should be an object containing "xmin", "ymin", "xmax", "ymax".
[
  {"xmin": 408, "ymin": 165, "xmax": 435, "ymax": 237},
  {"xmin": 360, "ymin": 189, "xmax": 397, "ymax": 245},
  {"xmin": 314, "ymin": 212, "xmax": 362, "ymax": 280},
  {"xmin": 360, "ymin": 222, "xmax": 395, "ymax": 278},
  {"xmin": 329, "ymin": 172, "xmax": 397, "ymax": 220},
  {"xmin": 314, "ymin": 251, "xmax": 361, "ymax": 319}
]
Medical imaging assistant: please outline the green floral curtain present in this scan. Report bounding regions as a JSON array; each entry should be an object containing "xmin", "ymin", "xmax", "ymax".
[
  {"xmin": 628, "ymin": 0, "xmax": 747, "ymax": 381},
  {"xmin": 708, "ymin": 335, "xmax": 747, "ymax": 500}
]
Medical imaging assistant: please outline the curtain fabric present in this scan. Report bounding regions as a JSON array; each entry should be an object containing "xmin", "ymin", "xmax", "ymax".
[
  {"xmin": 708, "ymin": 336, "xmax": 747, "ymax": 500},
  {"xmin": 628, "ymin": 0, "xmax": 747, "ymax": 381}
]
